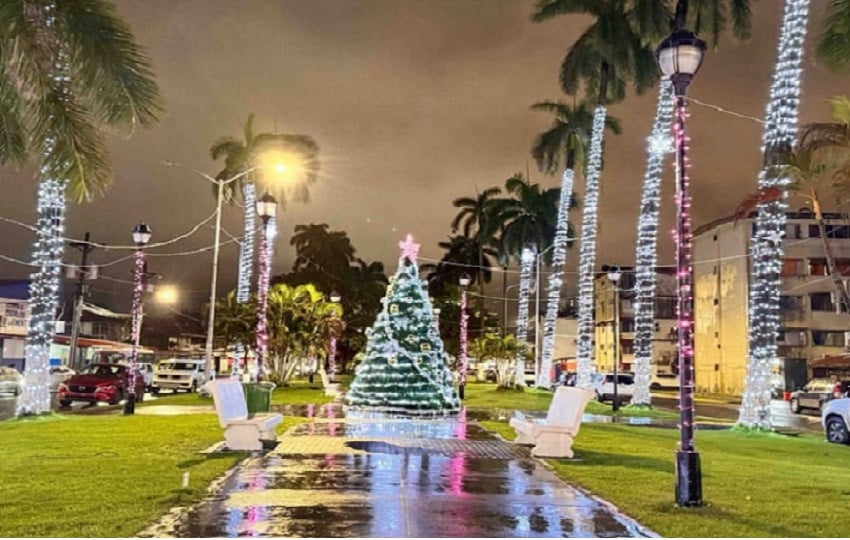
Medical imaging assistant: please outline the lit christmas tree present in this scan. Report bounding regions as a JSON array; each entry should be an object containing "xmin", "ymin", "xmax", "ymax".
[{"xmin": 346, "ymin": 234, "xmax": 460, "ymax": 415}]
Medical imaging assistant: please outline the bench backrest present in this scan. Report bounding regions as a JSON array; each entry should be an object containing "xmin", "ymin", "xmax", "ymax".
[
  {"xmin": 319, "ymin": 369, "xmax": 329, "ymax": 386},
  {"xmin": 545, "ymin": 386, "xmax": 594, "ymax": 432},
  {"xmin": 207, "ymin": 379, "xmax": 249, "ymax": 427}
]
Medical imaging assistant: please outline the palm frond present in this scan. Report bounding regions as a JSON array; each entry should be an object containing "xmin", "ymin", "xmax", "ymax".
[
  {"xmin": 0, "ymin": 71, "xmax": 28, "ymax": 165},
  {"xmin": 733, "ymin": 187, "xmax": 783, "ymax": 225},
  {"xmin": 59, "ymin": 0, "xmax": 163, "ymax": 129},
  {"xmin": 531, "ymin": 0, "xmax": 603, "ymax": 22},
  {"xmin": 817, "ymin": 0, "xmax": 850, "ymax": 72},
  {"xmin": 729, "ymin": 0, "xmax": 752, "ymax": 40}
]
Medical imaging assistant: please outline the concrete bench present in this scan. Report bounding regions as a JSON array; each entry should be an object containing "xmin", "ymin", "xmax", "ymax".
[
  {"xmin": 206, "ymin": 379, "xmax": 283, "ymax": 451},
  {"xmin": 509, "ymin": 386, "xmax": 593, "ymax": 458},
  {"xmin": 319, "ymin": 369, "xmax": 341, "ymax": 398}
]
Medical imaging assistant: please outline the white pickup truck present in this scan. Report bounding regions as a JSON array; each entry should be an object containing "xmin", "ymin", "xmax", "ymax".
[{"xmin": 151, "ymin": 359, "xmax": 206, "ymax": 394}]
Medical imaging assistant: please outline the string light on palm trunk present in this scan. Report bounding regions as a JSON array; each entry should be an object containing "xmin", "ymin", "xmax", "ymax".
[
  {"xmin": 632, "ymin": 80, "xmax": 676, "ymax": 407},
  {"xmin": 575, "ymin": 106, "xmax": 607, "ymax": 389},
  {"xmin": 458, "ymin": 274, "xmax": 471, "ymax": 399},
  {"xmin": 514, "ymin": 248, "xmax": 535, "ymax": 386},
  {"xmin": 540, "ymin": 168, "xmax": 575, "ymax": 389},
  {"xmin": 233, "ymin": 182, "xmax": 257, "ymax": 377},
  {"xmin": 740, "ymin": 0, "xmax": 810, "ymax": 431}
]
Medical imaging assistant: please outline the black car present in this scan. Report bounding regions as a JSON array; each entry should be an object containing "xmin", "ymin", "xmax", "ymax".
[{"xmin": 790, "ymin": 379, "xmax": 850, "ymax": 414}]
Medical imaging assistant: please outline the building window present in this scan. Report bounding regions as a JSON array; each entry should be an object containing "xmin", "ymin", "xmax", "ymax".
[
  {"xmin": 809, "ymin": 224, "xmax": 821, "ymax": 238},
  {"xmin": 810, "ymin": 292, "xmax": 835, "ymax": 312},
  {"xmin": 809, "ymin": 258, "xmax": 828, "ymax": 276},
  {"xmin": 836, "ymin": 259, "xmax": 850, "ymax": 276},
  {"xmin": 621, "ymin": 319, "xmax": 635, "ymax": 333},
  {"xmin": 786, "ymin": 223, "xmax": 802, "ymax": 239},
  {"xmin": 811, "ymin": 330, "xmax": 846, "ymax": 347},
  {"xmin": 826, "ymin": 225, "xmax": 850, "ymax": 239},
  {"xmin": 90, "ymin": 322, "xmax": 110, "ymax": 339},
  {"xmin": 777, "ymin": 329, "xmax": 806, "ymax": 346},
  {"xmin": 620, "ymin": 340, "xmax": 634, "ymax": 355},
  {"xmin": 781, "ymin": 259, "xmax": 804, "ymax": 276},
  {"xmin": 654, "ymin": 297, "xmax": 677, "ymax": 319}
]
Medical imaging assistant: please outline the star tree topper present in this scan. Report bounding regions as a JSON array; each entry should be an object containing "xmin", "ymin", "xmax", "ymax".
[{"xmin": 398, "ymin": 234, "xmax": 420, "ymax": 263}]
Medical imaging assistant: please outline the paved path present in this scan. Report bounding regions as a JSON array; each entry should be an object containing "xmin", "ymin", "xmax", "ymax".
[{"xmin": 142, "ymin": 413, "xmax": 656, "ymax": 538}]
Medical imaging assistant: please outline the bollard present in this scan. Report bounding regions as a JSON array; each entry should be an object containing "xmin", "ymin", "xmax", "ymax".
[{"xmin": 182, "ymin": 471, "xmax": 190, "ymax": 489}]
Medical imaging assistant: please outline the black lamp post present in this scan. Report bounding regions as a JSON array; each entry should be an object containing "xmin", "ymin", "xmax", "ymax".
[
  {"xmin": 602, "ymin": 265, "xmax": 621, "ymax": 412},
  {"xmin": 124, "ymin": 222, "xmax": 152, "ymax": 415},
  {"xmin": 458, "ymin": 273, "xmax": 471, "ymax": 400},
  {"xmin": 328, "ymin": 291, "xmax": 341, "ymax": 382},
  {"xmin": 657, "ymin": 27, "xmax": 707, "ymax": 507},
  {"xmin": 254, "ymin": 192, "xmax": 277, "ymax": 382}
]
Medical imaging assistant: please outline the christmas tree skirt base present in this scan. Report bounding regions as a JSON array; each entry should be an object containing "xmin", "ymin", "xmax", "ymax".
[{"xmin": 345, "ymin": 406, "xmax": 459, "ymax": 419}]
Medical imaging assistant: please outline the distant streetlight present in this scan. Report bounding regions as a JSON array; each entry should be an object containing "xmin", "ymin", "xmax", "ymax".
[
  {"xmin": 458, "ymin": 273, "xmax": 471, "ymax": 400},
  {"xmin": 657, "ymin": 26, "xmax": 707, "ymax": 508},
  {"xmin": 602, "ymin": 264, "xmax": 622, "ymax": 412},
  {"xmin": 255, "ymin": 191, "xmax": 278, "ymax": 381},
  {"xmin": 124, "ymin": 222, "xmax": 151, "ymax": 416}
]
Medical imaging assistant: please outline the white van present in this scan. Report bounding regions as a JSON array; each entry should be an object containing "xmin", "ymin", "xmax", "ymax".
[{"xmin": 151, "ymin": 359, "xmax": 206, "ymax": 394}]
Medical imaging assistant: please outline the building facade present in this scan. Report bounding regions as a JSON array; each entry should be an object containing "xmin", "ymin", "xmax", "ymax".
[{"xmin": 693, "ymin": 210, "xmax": 850, "ymax": 395}]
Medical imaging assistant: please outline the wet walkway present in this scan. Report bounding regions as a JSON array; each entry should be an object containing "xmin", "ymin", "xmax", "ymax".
[{"xmin": 142, "ymin": 412, "xmax": 656, "ymax": 538}]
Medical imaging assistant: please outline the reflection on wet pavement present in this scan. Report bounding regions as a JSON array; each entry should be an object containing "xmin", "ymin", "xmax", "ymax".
[{"xmin": 144, "ymin": 410, "xmax": 656, "ymax": 538}]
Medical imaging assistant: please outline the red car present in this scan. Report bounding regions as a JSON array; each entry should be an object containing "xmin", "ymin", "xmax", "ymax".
[{"xmin": 58, "ymin": 363, "xmax": 145, "ymax": 407}]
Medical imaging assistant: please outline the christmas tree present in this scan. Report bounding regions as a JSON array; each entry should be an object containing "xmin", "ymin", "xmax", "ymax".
[{"xmin": 346, "ymin": 234, "xmax": 460, "ymax": 415}]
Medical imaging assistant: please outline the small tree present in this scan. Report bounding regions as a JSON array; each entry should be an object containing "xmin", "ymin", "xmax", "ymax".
[{"xmin": 469, "ymin": 333, "xmax": 529, "ymax": 389}]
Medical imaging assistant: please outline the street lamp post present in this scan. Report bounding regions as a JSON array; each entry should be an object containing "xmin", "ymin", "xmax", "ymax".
[
  {"xmin": 657, "ymin": 27, "xmax": 707, "ymax": 507},
  {"xmin": 124, "ymin": 222, "xmax": 152, "ymax": 416},
  {"xmin": 328, "ymin": 291, "xmax": 341, "ymax": 383},
  {"xmin": 255, "ymin": 192, "xmax": 278, "ymax": 381},
  {"xmin": 602, "ymin": 265, "xmax": 621, "ymax": 412},
  {"xmin": 458, "ymin": 274, "xmax": 471, "ymax": 400}
]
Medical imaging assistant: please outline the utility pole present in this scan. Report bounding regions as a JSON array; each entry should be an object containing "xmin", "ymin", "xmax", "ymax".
[{"xmin": 68, "ymin": 233, "xmax": 96, "ymax": 371}]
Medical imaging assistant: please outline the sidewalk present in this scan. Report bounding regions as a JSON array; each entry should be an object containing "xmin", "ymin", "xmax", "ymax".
[{"xmin": 142, "ymin": 411, "xmax": 656, "ymax": 538}]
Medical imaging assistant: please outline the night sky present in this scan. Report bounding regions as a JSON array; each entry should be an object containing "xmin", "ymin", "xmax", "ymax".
[{"xmin": 0, "ymin": 1, "xmax": 846, "ymax": 312}]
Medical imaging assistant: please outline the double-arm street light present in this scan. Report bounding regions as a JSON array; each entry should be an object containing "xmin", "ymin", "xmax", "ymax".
[
  {"xmin": 602, "ymin": 264, "xmax": 621, "ymax": 412},
  {"xmin": 124, "ymin": 222, "xmax": 152, "ymax": 416},
  {"xmin": 657, "ymin": 26, "xmax": 707, "ymax": 508},
  {"xmin": 255, "ymin": 192, "xmax": 278, "ymax": 381},
  {"xmin": 458, "ymin": 274, "xmax": 471, "ymax": 400}
]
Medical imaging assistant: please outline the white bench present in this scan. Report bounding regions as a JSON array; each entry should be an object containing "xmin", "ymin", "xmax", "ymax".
[
  {"xmin": 509, "ymin": 386, "xmax": 594, "ymax": 458},
  {"xmin": 205, "ymin": 379, "xmax": 283, "ymax": 451},
  {"xmin": 319, "ymin": 369, "xmax": 341, "ymax": 398}
]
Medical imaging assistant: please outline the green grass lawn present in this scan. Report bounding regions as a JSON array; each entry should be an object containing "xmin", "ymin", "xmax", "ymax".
[
  {"xmin": 0, "ymin": 413, "xmax": 306, "ymax": 537},
  {"xmin": 481, "ymin": 420, "xmax": 848, "ymax": 537}
]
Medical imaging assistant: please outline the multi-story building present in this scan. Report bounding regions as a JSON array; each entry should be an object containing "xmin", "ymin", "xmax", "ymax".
[
  {"xmin": 0, "ymin": 280, "xmax": 30, "ymax": 371},
  {"xmin": 593, "ymin": 268, "xmax": 679, "ymax": 374},
  {"xmin": 693, "ymin": 209, "xmax": 850, "ymax": 395}
]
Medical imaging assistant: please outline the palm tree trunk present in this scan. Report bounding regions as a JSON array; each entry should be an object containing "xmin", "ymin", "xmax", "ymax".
[
  {"xmin": 739, "ymin": 0, "xmax": 811, "ymax": 430},
  {"xmin": 514, "ymin": 247, "xmax": 535, "ymax": 387},
  {"xmin": 18, "ymin": 179, "xmax": 67, "ymax": 415},
  {"xmin": 576, "ymin": 100, "xmax": 609, "ymax": 389},
  {"xmin": 233, "ymin": 182, "xmax": 257, "ymax": 375},
  {"xmin": 540, "ymin": 156, "xmax": 577, "ymax": 388},
  {"xmin": 631, "ymin": 80, "xmax": 676, "ymax": 407},
  {"xmin": 501, "ymin": 262, "xmax": 508, "ymax": 337}
]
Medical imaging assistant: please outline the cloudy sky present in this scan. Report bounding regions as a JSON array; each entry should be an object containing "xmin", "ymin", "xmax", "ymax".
[{"xmin": 0, "ymin": 0, "xmax": 846, "ymax": 311}]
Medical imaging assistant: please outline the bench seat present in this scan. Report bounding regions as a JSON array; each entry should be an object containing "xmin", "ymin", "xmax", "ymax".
[
  {"xmin": 509, "ymin": 386, "xmax": 593, "ymax": 458},
  {"xmin": 206, "ymin": 379, "xmax": 283, "ymax": 451}
]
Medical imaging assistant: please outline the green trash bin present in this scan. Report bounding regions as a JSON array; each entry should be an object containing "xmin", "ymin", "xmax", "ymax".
[{"xmin": 242, "ymin": 382, "xmax": 275, "ymax": 414}]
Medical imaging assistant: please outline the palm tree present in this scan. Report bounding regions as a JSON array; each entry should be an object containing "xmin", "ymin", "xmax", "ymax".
[
  {"xmin": 0, "ymin": 1, "xmax": 163, "ymax": 415},
  {"xmin": 632, "ymin": 0, "xmax": 753, "ymax": 407},
  {"xmin": 468, "ymin": 332, "xmax": 529, "ymax": 389},
  {"xmin": 532, "ymin": 0, "xmax": 667, "ymax": 389},
  {"xmin": 816, "ymin": 0, "xmax": 850, "ymax": 72},
  {"xmin": 494, "ymin": 173, "xmax": 560, "ymax": 386},
  {"xmin": 740, "ymin": 0, "xmax": 812, "ymax": 430},
  {"xmin": 531, "ymin": 99, "xmax": 619, "ymax": 388},
  {"xmin": 451, "ymin": 187, "xmax": 503, "ymax": 289}
]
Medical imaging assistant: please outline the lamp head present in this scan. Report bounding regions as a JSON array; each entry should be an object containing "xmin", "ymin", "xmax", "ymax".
[
  {"xmin": 329, "ymin": 291, "xmax": 341, "ymax": 303},
  {"xmin": 459, "ymin": 274, "xmax": 472, "ymax": 287},
  {"xmin": 656, "ymin": 29, "xmax": 707, "ymax": 96},
  {"xmin": 132, "ymin": 222, "xmax": 152, "ymax": 246},
  {"xmin": 256, "ymin": 191, "xmax": 278, "ymax": 219},
  {"xmin": 602, "ymin": 264, "xmax": 622, "ymax": 284}
]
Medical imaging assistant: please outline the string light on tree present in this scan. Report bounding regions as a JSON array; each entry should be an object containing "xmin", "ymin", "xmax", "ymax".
[
  {"xmin": 740, "ymin": 0, "xmax": 810, "ymax": 430},
  {"xmin": 540, "ymin": 168, "xmax": 575, "ymax": 388},
  {"xmin": 514, "ymin": 247, "xmax": 535, "ymax": 387},
  {"xmin": 458, "ymin": 274, "xmax": 471, "ymax": 399},
  {"xmin": 576, "ymin": 106, "xmax": 607, "ymax": 389},
  {"xmin": 233, "ymin": 183, "xmax": 257, "ymax": 377},
  {"xmin": 632, "ymin": 79, "xmax": 675, "ymax": 407},
  {"xmin": 254, "ymin": 192, "xmax": 277, "ymax": 380},
  {"xmin": 124, "ymin": 223, "xmax": 151, "ymax": 415}
]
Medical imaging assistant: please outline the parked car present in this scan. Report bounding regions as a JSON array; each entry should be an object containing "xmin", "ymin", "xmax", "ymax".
[
  {"xmin": 0, "ymin": 366, "xmax": 22, "ymax": 396},
  {"xmin": 650, "ymin": 373, "xmax": 680, "ymax": 390},
  {"xmin": 822, "ymin": 397, "xmax": 850, "ymax": 444},
  {"xmin": 592, "ymin": 373, "xmax": 635, "ymax": 403},
  {"xmin": 789, "ymin": 379, "xmax": 850, "ymax": 414},
  {"xmin": 134, "ymin": 362, "xmax": 154, "ymax": 392},
  {"xmin": 49, "ymin": 365, "xmax": 76, "ymax": 391},
  {"xmin": 152, "ymin": 359, "xmax": 206, "ymax": 394},
  {"xmin": 58, "ymin": 363, "xmax": 145, "ymax": 406}
]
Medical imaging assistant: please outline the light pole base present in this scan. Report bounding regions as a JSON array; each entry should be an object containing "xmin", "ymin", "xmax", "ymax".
[
  {"xmin": 123, "ymin": 393, "xmax": 136, "ymax": 415},
  {"xmin": 458, "ymin": 384, "xmax": 465, "ymax": 400},
  {"xmin": 675, "ymin": 450, "xmax": 702, "ymax": 506}
]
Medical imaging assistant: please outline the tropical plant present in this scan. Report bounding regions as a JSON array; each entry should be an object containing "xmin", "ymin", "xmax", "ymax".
[
  {"xmin": 740, "ymin": 0, "xmax": 812, "ymax": 430},
  {"xmin": 468, "ymin": 333, "xmax": 529, "ymax": 389},
  {"xmin": 492, "ymin": 173, "xmax": 560, "ymax": 386},
  {"xmin": 532, "ymin": 0, "xmax": 668, "ymax": 389},
  {"xmin": 816, "ymin": 0, "xmax": 850, "ymax": 72},
  {"xmin": 0, "ymin": 1, "xmax": 163, "ymax": 415},
  {"xmin": 531, "ymin": 99, "xmax": 618, "ymax": 388},
  {"xmin": 212, "ymin": 291, "xmax": 256, "ymax": 370}
]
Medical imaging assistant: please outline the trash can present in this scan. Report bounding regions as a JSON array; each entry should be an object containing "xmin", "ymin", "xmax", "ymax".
[{"xmin": 242, "ymin": 382, "xmax": 276, "ymax": 414}]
